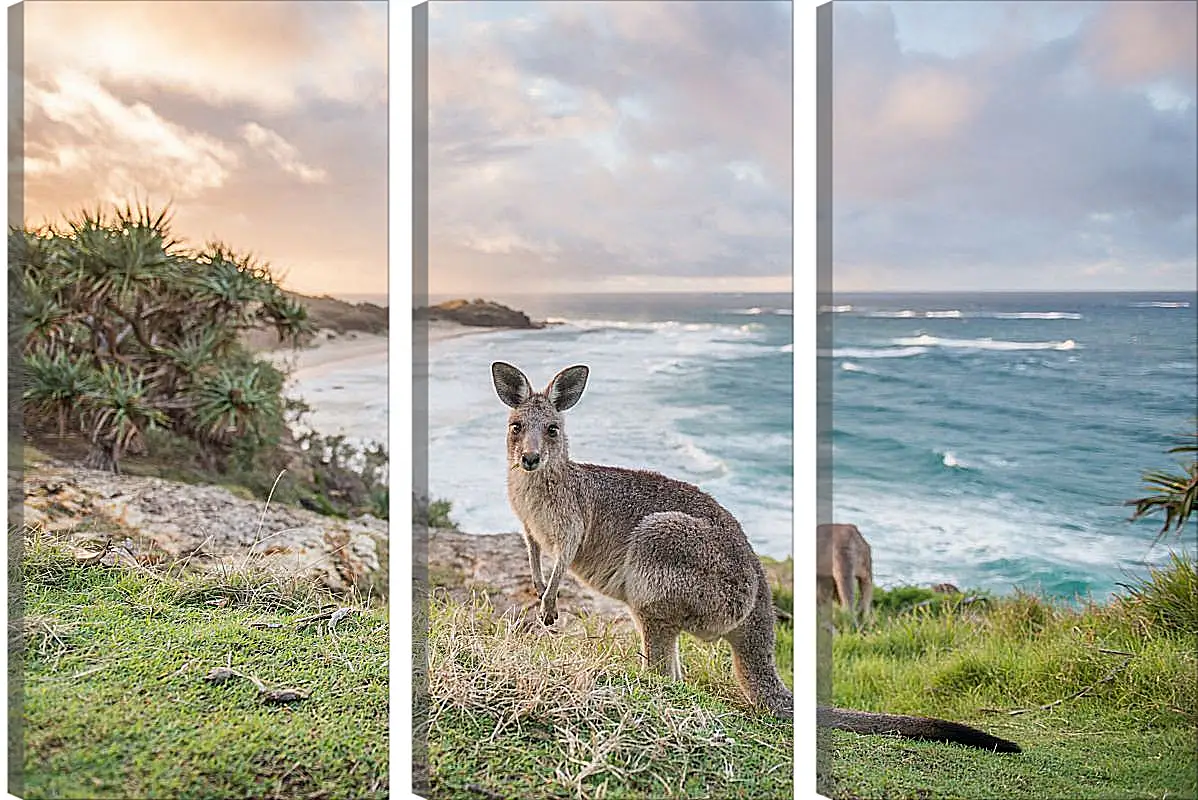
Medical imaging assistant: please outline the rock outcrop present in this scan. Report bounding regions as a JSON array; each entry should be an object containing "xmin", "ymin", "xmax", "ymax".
[
  {"xmin": 415, "ymin": 299, "xmax": 543, "ymax": 329},
  {"xmin": 22, "ymin": 462, "xmax": 388, "ymax": 598},
  {"xmin": 424, "ymin": 527, "xmax": 631, "ymax": 625}
]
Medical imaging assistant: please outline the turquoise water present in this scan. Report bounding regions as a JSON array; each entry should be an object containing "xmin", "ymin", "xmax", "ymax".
[
  {"xmin": 826, "ymin": 292, "xmax": 1197, "ymax": 600},
  {"xmin": 426, "ymin": 293, "xmax": 794, "ymax": 558}
]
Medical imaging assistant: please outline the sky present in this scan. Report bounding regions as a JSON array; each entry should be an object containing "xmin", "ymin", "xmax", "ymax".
[
  {"xmin": 834, "ymin": 0, "xmax": 1197, "ymax": 292},
  {"xmin": 18, "ymin": 0, "xmax": 388, "ymax": 298},
  {"xmin": 426, "ymin": 1, "xmax": 794, "ymax": 295}
]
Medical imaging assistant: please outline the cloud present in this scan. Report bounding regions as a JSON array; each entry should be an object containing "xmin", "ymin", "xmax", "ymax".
[
  {"xmin": 1080, "ymin": 0, "xmax": 1197, "ymax": 89},
  {"xmin": 427, "ymin": 1, "xmax": 793, "ymax": 294},
  {"xmin": 22, "ymin": 0, "xmax": 387, "ymax": 113},
  {"xmin": 240, "ymin": 123, "xmax": 328, "ymax": 184},
  {"xmin": 24, "ymin": 70, "xmax": 239, "ymax": 200},
  {"xmin": 832, "ymin": 1, "xmax": 1197, "ymax": 291}
]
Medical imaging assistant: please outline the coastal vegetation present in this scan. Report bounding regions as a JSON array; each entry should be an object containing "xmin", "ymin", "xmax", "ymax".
[
  {"xmin": 16, "ymin": 524, "xmax": 388, "ymax": 799},
  {"xmin": 1126, "ymin": 427, "xmax": 1198, "ymax": 541},
  {"xmin": 13, "ymin": 202, "xmax": 388, "ymax": 519}
]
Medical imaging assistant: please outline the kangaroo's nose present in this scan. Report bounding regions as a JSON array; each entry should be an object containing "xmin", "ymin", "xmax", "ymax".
[{"xmin": 521, "ymin": 452, "xmax": 541, "ymax": 471}]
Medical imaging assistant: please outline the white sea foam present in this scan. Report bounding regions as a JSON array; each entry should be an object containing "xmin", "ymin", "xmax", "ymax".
[
  {"xmin": 868, "ymin": 309, "xmax": 958, "ymax": 318},
  {"xmin": 819, "ymin": 304, "xmax": 853, "ymax": 314},
  {"xmin": 864, "ymin": 309, "xmax": 1081, "ymax": 320},
  {"xmin": 728, "ymin": 306, "xmax": 792, "ymax": 317},
  {"xmin": 779, "ymin": 343, "xmax": 794, "ymax": 353},
  {"xmin": 987, "ymin": 311, "xmax": 1083, "ymax": 320},
  {"xmin": 831, "ymin": 488, "xmax": 1166, "ymax": 596},
  {"xmin": 821, "ymin": 346, "xmax": 929, "ymax": 359},
  {"xmin": 668, "ymin": 433, "xmax": 728, "ymax": 477},
  {"xmin": 840, "ymin": 361, "xmax": 872, "ymax": 374},
  {"xmin": 891, "ymin": 334, "xmax": 1078, "ymax": 351},
  {"xmin": 1130, "ymin": 301, "xmax": 1190, "ymax": 308},
  {"xmin": 552, "ymin": 317, "xmax": 714, "ymax": 332},
  {"xmin": 940, "ymin": 450, "xmax": 969, "ymax": 469},
  {"xmin": 648, "ymin": 358, "xmax": 687, "ymax": 375}
]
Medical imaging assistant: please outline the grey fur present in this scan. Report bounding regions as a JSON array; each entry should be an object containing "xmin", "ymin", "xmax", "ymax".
[
  {"xmin": 491, "ymin": 361, "xmax": 793, "ymax": 719},
  {"xmin": 817, "ymin": 523, "xmax": 874, "ymax": 626}
]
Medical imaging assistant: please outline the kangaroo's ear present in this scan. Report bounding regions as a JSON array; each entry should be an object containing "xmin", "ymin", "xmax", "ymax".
[
  {"xmin": 546, "ymin": 365, "xmax": 589, "ymax": 411},
  {"xmin": 492, "ymin": 362, "xmax": 532, "ymax": 408}
]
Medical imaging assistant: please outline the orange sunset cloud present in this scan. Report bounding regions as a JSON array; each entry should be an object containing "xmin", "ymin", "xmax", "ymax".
[{"xmin": 17, "ymin": 0, "xmax": 388, "ymax": 299}]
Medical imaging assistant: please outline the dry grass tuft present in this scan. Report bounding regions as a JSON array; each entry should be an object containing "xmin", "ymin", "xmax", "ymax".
[
  {"xmin": 427, "ymin": 590, "xmax": 790, "ymax": 799},
  {"xmin": 10, "ymin": 614, "xmax": 77, "ymax": 658}
]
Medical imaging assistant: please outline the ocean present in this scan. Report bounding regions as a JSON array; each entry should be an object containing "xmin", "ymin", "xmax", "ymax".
[
  {"xmin": 425, "ymin": 293, "xmax": 795, "ymax": 559},
  {"xmin": 825, "ymin": 292, "xmax": 1197, "ymax": 600}
]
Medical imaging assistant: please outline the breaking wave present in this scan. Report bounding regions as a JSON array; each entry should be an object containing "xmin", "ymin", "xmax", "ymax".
[{"xmin": 891, "ymin": 334, "xmax": 1078, "ymax": 352}]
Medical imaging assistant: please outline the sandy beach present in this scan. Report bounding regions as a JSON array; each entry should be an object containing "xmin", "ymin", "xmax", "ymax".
[
  {"xmin": 426, "ymin": 319, "xmax": 500, "ymax": 344},
  {"xmin": 266, "ymin": 331, "xmax": 389, "ymax": 375}
]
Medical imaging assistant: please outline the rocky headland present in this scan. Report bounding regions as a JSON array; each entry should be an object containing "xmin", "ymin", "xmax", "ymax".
[
  {"xmin": 415, "ymin": 298, "xmax": 544, "ymax": 329},
  {"xmin": 242, "ymin": 291, "xmax": 389, "ymax": 351}
]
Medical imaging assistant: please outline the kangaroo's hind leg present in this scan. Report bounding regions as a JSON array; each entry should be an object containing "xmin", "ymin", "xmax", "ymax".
[
  {"xmin": 633, "ymin": 615, "xmax": 683, "ymax": 681},
  {"xmin": 623, "ymin": 511, "xmax": 757, "ymax": 683},
  {"xmin": 724, "ymin": 570, "xmax": 793, "ymax": 719},
  {"xmin": 857, "ymin": 548, "xmax": 874, "ymax": 623},
  {"xmin": 831, "ymin": 548, "xmax": 856, "ymax": 622}
]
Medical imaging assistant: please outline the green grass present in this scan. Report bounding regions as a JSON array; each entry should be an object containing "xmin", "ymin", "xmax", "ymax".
[
  {"xmin": 425, "ymin": 499, "xmax": 459, "ymax": 531},
  {"xmin": 424, "ymin": 589, "xmax": 795, "ymax": 799},
  {"xmin": 820, "ymin": 569, "xmax": 1198, "ymax": 800},
  {"xmin": 16, "ymin": 528, "xmax": 389, "ymax": 800}
]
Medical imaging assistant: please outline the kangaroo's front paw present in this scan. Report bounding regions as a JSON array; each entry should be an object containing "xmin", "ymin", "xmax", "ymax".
[{"xmin": 539, "ymin": 597, "xmax": 558, "ymax": 627}]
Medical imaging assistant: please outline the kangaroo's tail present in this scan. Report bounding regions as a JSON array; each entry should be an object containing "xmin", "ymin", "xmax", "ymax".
[{"xmin": 817, "ymin": 707, "xmax": 1021, "ymax": 753}]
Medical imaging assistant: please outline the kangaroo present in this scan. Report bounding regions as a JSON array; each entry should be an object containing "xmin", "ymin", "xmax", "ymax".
[
  {"xmin": 816, "ymin": 523, "xmax": 873, "ymax": 624},
  {"xmin": 490, "ymin": 362, "xmax": 1021, "ymax": 753}
]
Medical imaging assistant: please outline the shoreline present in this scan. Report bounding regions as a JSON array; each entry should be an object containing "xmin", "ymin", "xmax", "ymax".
[
  {"xmin": 263, "ymin": 331, "xmax": 389, "ymax": 375},
  {"xmin": 426, "ymin": 319, "xmax": 517, "ymax": 344}
]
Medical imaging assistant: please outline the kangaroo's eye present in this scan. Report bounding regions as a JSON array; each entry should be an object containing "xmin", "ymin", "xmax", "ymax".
[
  {"xmin": 509, "ymin": 421, "xmax": 522, "ymax": 434},
  {"xmin": 546, "ymin": 424, "xmax": 559, "ymax": 438}
]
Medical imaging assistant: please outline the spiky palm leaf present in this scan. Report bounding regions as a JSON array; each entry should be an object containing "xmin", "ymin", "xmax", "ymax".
[
  {"xmin": 1127, "ymin": 429, "xmax": 1198, "ymax": 541},
  {"xmin": 22, "ymin": 350, "xmax": 94, "ymax": 437},
  {"xmin": 80, "ymin": 362, "xmax": 167, "ymax": 471},
  {"xmin": 18, "ymin": 273, "xmax": 75, "ymax": 347},
  {"xmin": 259, "ymin": 289, "xmax": 316, "ymax": 345},
  {"xmin": 190, "ymin": 245, "xmax": 274, "ymax": 326},
  {"xmin": 158, "ymin": 326, "xmax": 225, "ymax": 386},
  {"xmin": 190, "ymin": 363, "xmax": 283, "ymax": 446}
]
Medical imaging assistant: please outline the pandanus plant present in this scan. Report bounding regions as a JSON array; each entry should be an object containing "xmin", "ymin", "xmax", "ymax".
[{"xmin": 13, "ymin": 201, "xmax": 315, "ymax": 473}]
